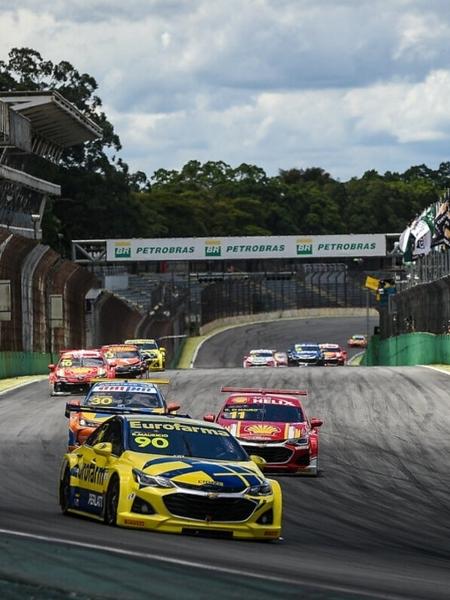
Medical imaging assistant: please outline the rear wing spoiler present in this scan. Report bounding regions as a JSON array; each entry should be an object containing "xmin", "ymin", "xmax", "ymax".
[
  {"xmin": 65, "ymin": 403, "xmax": 190, "ymax": 419},
  {"xmin": 89, "ymin": 378, "xmax": 170, "ymax": 385},
  {"xmin": 221, "ymin": 386, "xmax": 307, "ymax": 396}
]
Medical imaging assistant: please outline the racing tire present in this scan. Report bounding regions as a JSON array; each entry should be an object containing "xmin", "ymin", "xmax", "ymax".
[
  {"xmin": 104, "ymin": 475, "xmax": 120, "ymax": 526},
  {"xmin": 59, "ymin": 467, "xmax": 71, "ymax": 514}
]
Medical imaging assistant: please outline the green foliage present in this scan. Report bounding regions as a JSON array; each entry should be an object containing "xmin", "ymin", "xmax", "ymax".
[{"xmin": 1, "ymin": 47, "xmax": 447, "ymax": 246}]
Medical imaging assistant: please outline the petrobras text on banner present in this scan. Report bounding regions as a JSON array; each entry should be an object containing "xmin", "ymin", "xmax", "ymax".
[{"xmin": 106, "ymin": 235, "xmax": 387, "ymax": 261}]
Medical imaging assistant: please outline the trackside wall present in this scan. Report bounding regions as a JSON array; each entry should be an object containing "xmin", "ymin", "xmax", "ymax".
[
  {"xmin": 0, "ymin": 228, "xmax": 97, "ymax": 366},
  {"xmin": 361, "ymin": 332, "xmax": 450, "ymax": 366},
  {"xmin": 0, "ymin": 351, "xmax": 52, "ymax": 378}
]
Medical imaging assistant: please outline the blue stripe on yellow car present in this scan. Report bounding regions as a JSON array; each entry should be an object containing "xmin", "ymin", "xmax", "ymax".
[{"xmin": 141, "ymin": 457, "xmax": 262, "ymax": 491}]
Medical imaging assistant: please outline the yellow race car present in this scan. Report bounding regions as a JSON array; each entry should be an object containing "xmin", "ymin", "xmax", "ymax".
[
  {"xmin": 59, "ymin": 414, "xmax": 282, "ymax": 540},
  {"xmin": 125, "ymin": 338, "xmax": 166, "ymax": 371}
]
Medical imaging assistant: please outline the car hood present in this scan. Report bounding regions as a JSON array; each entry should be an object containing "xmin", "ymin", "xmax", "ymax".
[
  {"xmin": 125, "ymin": 453, "xmax": 265, "ymax": 493},
  {"xmin": 79, "ymin": 406, "xmax": 165, "ymax": 424},
  {"xmin": 220, "ymin": 420, "xmax": 307, "ymax": 442},
  {"xmin": 61, "ymin": 367, "xmax": 101, "ymax": 378},
  {"xmin": 113, "ymin": 358, "xmax": 141, "ymax": 366}
]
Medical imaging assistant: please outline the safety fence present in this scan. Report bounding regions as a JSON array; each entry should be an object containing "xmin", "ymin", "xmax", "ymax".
[
  {"xmin": 0, "ymin": 351, "xmax": 52, "ymax": 378},
  {"xmin": 379, "ymin": 273, "xmax": 450, "ymax": 338},
  {"xmin": 200, "ymin": 271, "xmax": 374, "ymax": 325},
  {"xmin": 362, "ymin": 332, "xmax": 450, "ymax": 366}
]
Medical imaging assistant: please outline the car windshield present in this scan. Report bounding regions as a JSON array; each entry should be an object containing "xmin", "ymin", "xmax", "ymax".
[
  {"xmin": 294, "ymin": 345, "xmax": 319, "ymax": 352},
  {"xmin": 82, "ymin": 357, "xmax": 105, "ymax": 367},
  {"xmin": 353, "ymin": 336, "xmax": 365, "ymax": 340},
  {"xmin": 126, "ymin": 420, "xmax": 248, "ymax": 460},
  {"xmin": 323, "ymin": 345, "xmax": 339, "ymax": 351},
  {"xmin": 221, "ymin": 403, "xmax": 303, "ymax": 423},
  {"xmin": 86, "ymin": 388, "xmax": 163, "ymax": 409},
  {"xmin": 106, "ymin": 349, "xmax": 140, "ymax": 359},
  {"xmin": 251, "ymin": 351, "xmax": 273, "ymax": 357},
  {"xmin": 59, "ymin": 357, "xmax": 103, "ymax": 368},
  {"xmin": 138, "ymin": 343, "xmax": 158, "ymax": 350}
]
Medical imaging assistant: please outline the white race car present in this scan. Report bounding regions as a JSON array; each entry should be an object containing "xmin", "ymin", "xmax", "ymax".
[{"xmin": 243, "ymin": 349, "xmax": 287, "ymax": 368}]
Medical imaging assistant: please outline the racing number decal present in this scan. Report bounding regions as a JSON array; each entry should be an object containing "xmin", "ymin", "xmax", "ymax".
[
  {"xmin": 228, "ymin": 410, "xmax": 246, "ymax": 419},
  {"xmin": 61, "ymin": 359, "xmax": 73, "ymax": 367},
  {"xmin": 90, "ymin": 396, "xmax": 113, "ymax": 405},
  {"xmin": 134, "ymin": 436, "xmax": 169, "ymax": 449}
]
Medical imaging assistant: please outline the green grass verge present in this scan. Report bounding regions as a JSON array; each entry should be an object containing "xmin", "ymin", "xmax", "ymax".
[
  {"xmin": 0, "ymin": 375, "xmax": 47, "ymax": 393},
  {"xmin": 176, "ymin": 336, "xmax": 207, "ymax": 369},
  {"xmin": 425, "ymin": 364, "xmax": 450, "ymax": 372}
]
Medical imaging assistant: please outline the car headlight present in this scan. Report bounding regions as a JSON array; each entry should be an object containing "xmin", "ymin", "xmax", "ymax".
[
  {"xmin": 285, "ymin": 437, "xmax": 309, "ymax": 446},
  {"xmin": 79, "ymin": 418, "xmax": 99, "ymax": 427},
  {"xmin": 248, "ymin": 481, "xmax": 272, "ymax": 496},
  {"xmin": 97, "ymin": 369, "xmax": 106, "ymax": 376},
  {"xmin": 56, "ymin": 369, "xmax": 66, "ymax": 377},
  {"xmin": 132, "ymin": 469, "xmax": 174, "ymax": 488}
]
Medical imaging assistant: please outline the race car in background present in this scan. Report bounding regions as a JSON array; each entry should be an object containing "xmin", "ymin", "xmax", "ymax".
[
  {"xmin": 59, "ymin": 413, "xmax": 282, "ymax": 540},
  {"xmin": 243, "ymin": 349, "xmax": 288, "ymax": 368},
  {"xmin": 125, "ymin": 338, "xmax": 166, "ymax": 371},
  {"xmin": 48, "ymin": 350, "xmax": 114, "ymax": 395},
  {"xmin": 101, "ymin": 344, "xmax": 147, "ymax": 378},
  {"xmin": 347, "ymin": 335, "xmax": 367, "ymax": 348},
  {"xmin": 287, "ymin": 343, "xmax": 325, "ymax": 366},
  {"xmin": 65, "ymin": 379, "xmax": 177, "ymax": 450},
  {"xmin": 204, "ymin": 387, "xmax": 323, "ymax": 476},
  {"xmin": 319, "ymin": 343, "xmax": 347, "ymax": 366}
]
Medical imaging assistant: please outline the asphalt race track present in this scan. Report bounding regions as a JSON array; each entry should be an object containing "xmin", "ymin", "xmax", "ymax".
[
  {"xmin": 1, "ymin": 317, "xmax": 450, "ymax": 599},
  {"xmin": 195, "ymin": 315, "xmax": 379, "ymax": 367}
]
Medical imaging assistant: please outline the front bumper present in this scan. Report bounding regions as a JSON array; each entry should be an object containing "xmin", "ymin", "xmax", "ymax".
[
  {"xmin": 145, "ymin": 357, "xmax": 165, "ymax": 371},
  {"xmin": 241, "ymin": 441, "xmax": 317, "ymax": 474},
  {"xmin": 324, "ymin": 358, "xmax": 345, "ymax": 366},
  {"xmin": 115, "ymin": 366, "xmax": 146, "ymax": 377},
  {"xmin": 115, "ymin": 481, "xmax": 282, "ymax": 540},
  {"xmin": 289, "ymin": 359, "xmax": 323, "ymax": 366}
]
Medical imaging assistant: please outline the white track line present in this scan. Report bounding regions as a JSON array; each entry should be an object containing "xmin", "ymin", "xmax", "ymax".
[
  {"xmin": 0, "ymin": 528, "xmax": 412, "ymax": 599},
  {"xmin": 421, "ymin": 365, "xmax": 450, "ymax": 375}
]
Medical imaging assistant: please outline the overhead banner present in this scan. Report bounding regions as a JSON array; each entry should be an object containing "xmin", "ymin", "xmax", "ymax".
[{"xmin": 107, "ymin": 234, "xmax": 386, "ymax": 261}]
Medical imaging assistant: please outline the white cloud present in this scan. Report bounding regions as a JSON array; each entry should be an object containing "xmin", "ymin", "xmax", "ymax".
[{"xmin": 1, "ymin": 1, "xmax": 450, "ymax": 179}]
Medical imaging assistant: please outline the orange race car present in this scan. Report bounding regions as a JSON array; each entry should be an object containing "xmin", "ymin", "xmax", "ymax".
[
  {"xmin": 65, "ymin": 379, "xmax": 179, "ymax": 450},
  {"xmin": 347, "ymin": 335, "xmax": 368, "ymax": 348},
  {"xmin": 101, "ymin": 344, "xmax": 148, "ymax": 378},
  {"xmin": 48, "ymin": 349, "xmax": 114, "ymax": 395}
]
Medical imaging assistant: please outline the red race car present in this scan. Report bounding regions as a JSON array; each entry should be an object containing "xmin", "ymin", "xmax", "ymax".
[
  {"xmin": 204, "ymin": 387, "xmax": 323, "ymax": 475},
  {"xmin": 101, "ymin": 344, "xmax": 147, "ymax": 378},
  {"xmin": 48, "ymin": 349, "xmax": 114, "ymax": 395},
  {"xmin": 319, "ymin": 343, "xmax": 347, "ymax": 366}
]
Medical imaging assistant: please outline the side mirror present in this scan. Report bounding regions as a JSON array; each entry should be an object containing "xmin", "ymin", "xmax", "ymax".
[
  {"xmin": 167, "ymin": 402, "xmax": 180, "ymax": 413},
  {"xmin": 109, "ymin": 361, "xmax": 117, "ymax": 368},
  {"xmin": 160, "ymin": 347, "xmax": 166, "ymax": 354},
  {"xmin": 250, "ymin": 454, "xmax": 267, "ymax": 467},
  {"xmin": 310, "ymin": 418, "xmax": 323, "ymax": 428},
  {"xmin": 93, "ymin": 442, "xmax": 112, "ymax": 457},
  {"xmin": 48, "ymin": 364, "xmax": 55, "ymax": 371},
  {"xmin": 203, "ymin": 414, "xmax": 215, "ymax": 422}
]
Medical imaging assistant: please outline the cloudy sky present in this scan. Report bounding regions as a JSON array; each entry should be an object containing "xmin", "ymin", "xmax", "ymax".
[{"xmin": 1, "ymin": 0, "xmax": 450, "ymax": 181}]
